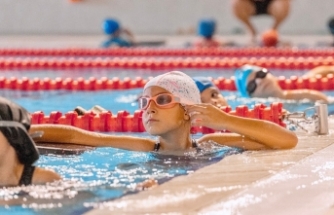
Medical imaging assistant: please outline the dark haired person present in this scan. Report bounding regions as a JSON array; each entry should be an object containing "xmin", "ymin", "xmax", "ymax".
[{"xmin": 0, "ymin": 97, "xmax": 60, "ymax": 186}]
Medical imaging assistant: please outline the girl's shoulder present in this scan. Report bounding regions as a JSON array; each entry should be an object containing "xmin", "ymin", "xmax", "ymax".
[{"xmin": 33, "ymin": 167, "xmax": 61, "ymax": 184}]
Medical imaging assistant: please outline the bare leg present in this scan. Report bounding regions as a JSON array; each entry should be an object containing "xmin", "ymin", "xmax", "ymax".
[
  {"xmin": 231, "ymin": 0, "xmax": 257, "ymax": 44},
  {"xmin": 267, "ymin": 0, "xmax": 291, "ymax": 30}
]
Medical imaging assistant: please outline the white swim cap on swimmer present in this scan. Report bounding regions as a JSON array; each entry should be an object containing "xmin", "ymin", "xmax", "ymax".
[{"xmin": 144, "ymin": 71, "xmax": 201, "ymax": 105}]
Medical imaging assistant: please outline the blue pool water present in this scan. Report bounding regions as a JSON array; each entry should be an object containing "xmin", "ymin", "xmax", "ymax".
[
  {"xmin": 0, "ymin": 137, "xmax": 241, "ymax": 215},
  {"xmin": 0, "ymin": 68, "xmax": 333, "ymax": 215}
]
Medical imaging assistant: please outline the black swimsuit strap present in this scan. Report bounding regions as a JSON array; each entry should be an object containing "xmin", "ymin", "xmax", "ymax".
[
  {"xmin": 154, "ymin": 139, "xmax": 198, "ymax": 152},
  {"xmin": 154, "ymin": 142, "xmax": 160, "ymax": 152},
  {"xmin": 19, "ymin": 165, "xmax": 35, "ymax": 186},
  {"xmin": 192, "ymin": 139, "xmax": 198, "ymax": 148}
]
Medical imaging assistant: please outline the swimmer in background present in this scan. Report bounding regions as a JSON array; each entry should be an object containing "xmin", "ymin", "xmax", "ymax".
[
  {"xmin": 0, "ymin": 97, "xmax": 60, "ymax": 187},
  {"xmin": 193, "ymin": 19, "xmax": 223, "ymax": 48},
  {"xmin": 193, "ymin": 76, "xmax": 228, "ymax": 107},
  {"xmin": 101, "ymin": 18, "xmax": 135, "ymax": 48},
  {"xmin": 235, "ymin": 64, "xmax": 329, "ymax": 102},
  {"xmin": 193, "ymin": 64, "xmax": 331, "ymax": 108},
  {"xmin": 231, "ymin": 0, "xmax": 291, "ymax": 44},
  {"xmin": 31, "ymin": 71, "xmax": 297, "ymax": 153}
]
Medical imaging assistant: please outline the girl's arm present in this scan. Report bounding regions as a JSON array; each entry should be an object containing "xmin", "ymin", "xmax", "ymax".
[
  {"xmin": 302, "ymin": 66, "xmax": 334, "ymax": 78},
  {"xmin": 186, "ymin": 104, "xmax": 298, "ymax": 150},
  {"xmin": 30, "ymin": 124, "xmax": 155, "ymax": 152},
  {"xmin": 283, "ymin": 90, "xmax": 328, "ymax": 103}
]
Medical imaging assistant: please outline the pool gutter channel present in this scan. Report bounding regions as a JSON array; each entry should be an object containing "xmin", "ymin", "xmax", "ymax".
[{"xmin": 85, "ymin": 126, "xmax": 334, "ymax": 214}]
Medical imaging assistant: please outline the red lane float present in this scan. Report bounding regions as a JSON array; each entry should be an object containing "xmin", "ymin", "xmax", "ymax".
[
  {"xmin": 31, "ymin": 102, "xmax": 285, "ymax": 133},
  {"xmin": 0, "ymin": 48, "xmax": 333, "ymax": 57},
  {"xmin": 0, "ymin": 57, "xmax": 333, "ymax": 70},
  {"xmin": 2, "ymin": 75, "xmax": 334, "ymax": 91},
  {"xmin": 0, "ymin": 76, "xmax": 147, "ymax": 91}
]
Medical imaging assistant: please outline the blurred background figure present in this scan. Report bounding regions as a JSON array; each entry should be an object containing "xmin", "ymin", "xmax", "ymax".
[
  {"xmin": 328, "ymin": 17, "xmax": 334, "ymax": 46},
  {"xmin": 231, "ymin": 0, "xmax": 291, "ymax": 46},
  {"xmin": 193, "ymin": 76, "xmax": 228, "ymax": 107},
  {"xmin": 101, "ymin": 18, "xmax": 135, "ymax": 48},
  {"xmin": 234, "ymin": 64, "xmax": 329, "ymax": 102},
  {"xmin": 193, "ymin": 18, "xmax": 222, "ymax": 48}
]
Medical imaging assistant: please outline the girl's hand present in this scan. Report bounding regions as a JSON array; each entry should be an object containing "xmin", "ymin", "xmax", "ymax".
[
  {"xmin": 136, "ymin": 178, "xmax": 158, "ymax": 191},
  {"xmin": 185, "ymin": 104, "xmax": 228, "ymax": 130}
]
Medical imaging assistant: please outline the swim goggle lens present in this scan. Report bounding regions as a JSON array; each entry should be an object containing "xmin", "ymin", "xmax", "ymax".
[
  {"xmin": 139, "ymin": 94, "xmax": 181, "ymax": 110},
  {"xmin": 246, "ymin": 68, "xmax": 269, "ymax": 95}
]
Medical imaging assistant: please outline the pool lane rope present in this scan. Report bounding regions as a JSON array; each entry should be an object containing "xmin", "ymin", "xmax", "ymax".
[
  {"xmin": 31, "ymin": 102, "xmax": 286, "ymax": 133},
  {"xmin": 0, "ymin": 47, "xmax": 333, "ymax": 57},
  {"xmin": 0, "ymin": 56, "xmax": 333, "ymax": 70},
  {"xmin": 2, "ymin": 74, "xmax": 334, "ymax": 91}
]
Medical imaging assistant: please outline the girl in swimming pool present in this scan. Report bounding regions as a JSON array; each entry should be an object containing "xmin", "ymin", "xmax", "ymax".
[
  {"xmin": 0, "ymin": 97, "xmax": 61, "ymax": 186},
  {"xmin": 30, "ymin": 71, "xmax": 297, "ymax": 153},
  {"xmin": 193, "ymin": 76, "xmax": 228, "ymax": 107}
]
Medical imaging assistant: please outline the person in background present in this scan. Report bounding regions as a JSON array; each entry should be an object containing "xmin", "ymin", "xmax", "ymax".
[
  {"xmin": 234, "ymin": 64, "xmax": 329, "ymax": 102},
  {"xmin": 328, "ymin": 17, "xmax": 334, "ymax": 46},
  {"xmin": 193, "ymin": 18, "xmax": 222, "ymax": 48},
  {"xmin": 31, "ymin": 71, "xmax": 298, "ymax": 153},
  {"xmin": 101, "ymin": 18, "xmax": 135, "ymax": 48},
  {"xmin": 0, "ymin": 97, "xmax": 61, "ymax": 186},
  {"xmin": 231, "ymin": 0, "xmax": 291, "ymax": 45},
  {"xmin": 193, "ymin": 64, "xmax": 331, "ymax": 108},
  {"xmin": 193, "ymin": 76, "xmax": 228, "ymax": 107}
]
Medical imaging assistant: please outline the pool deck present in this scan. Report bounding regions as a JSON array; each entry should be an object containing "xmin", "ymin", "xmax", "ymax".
[
  {"xmin": 85, "ymin": 117, "xmax": 334, "ymax": 215},
  {"xmin": 0, "ymin": 34, "xmax": 332, "ymax": 48}
]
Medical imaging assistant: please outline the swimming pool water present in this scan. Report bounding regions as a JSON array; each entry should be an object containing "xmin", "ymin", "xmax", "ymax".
[{"xmin": 0, "ymin": 141, "xmax": 241, "ymax": 215}]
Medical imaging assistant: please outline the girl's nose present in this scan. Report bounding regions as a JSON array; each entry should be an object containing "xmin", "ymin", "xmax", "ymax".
[{"xmin": 145, "ymin": 101, "xmax": 157, "ymax": 114}]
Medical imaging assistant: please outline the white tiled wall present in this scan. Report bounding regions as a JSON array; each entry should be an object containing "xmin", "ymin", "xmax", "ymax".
[{"xmin": 0, "ymin": 0, "xmax": 333, "ymax": 35}]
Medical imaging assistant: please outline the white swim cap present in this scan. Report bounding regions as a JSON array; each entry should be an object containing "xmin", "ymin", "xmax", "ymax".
[{"xmin": 144, "ymin": 71, "xmax": 201, "ymax": 105}]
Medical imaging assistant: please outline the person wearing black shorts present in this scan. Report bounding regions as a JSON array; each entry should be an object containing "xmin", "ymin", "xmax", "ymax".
[{"xmin": 231, "ymin": 0, "xmax": 291, "ymax": 44}]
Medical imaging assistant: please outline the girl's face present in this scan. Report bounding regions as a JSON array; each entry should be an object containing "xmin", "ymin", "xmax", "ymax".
[
  {"xmin": 247, "ymin": 72, "xmax": 283, "ymax": 98},
  {"xmin": 200, "ymin": 86, "xmax": 228, "ymax": 107},
  {"xmin": 141, "ymin": 86, "xmax": 189, "ymax": 136}
]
